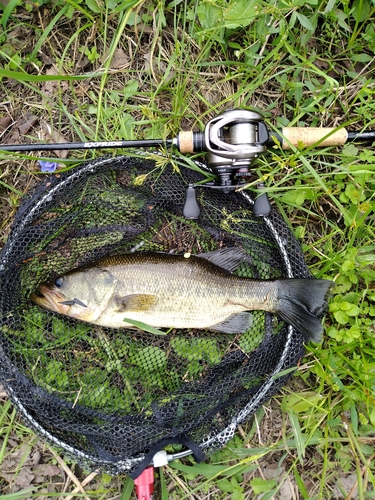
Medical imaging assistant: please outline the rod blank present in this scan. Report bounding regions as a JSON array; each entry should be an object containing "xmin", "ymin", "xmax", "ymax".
[
  {"xmin": 0, "ymin": 139, "xmax": 173, "ymax": 153},
  {"xmin": 347, "ymin": 130, "xmax": 375, "ymax": 142}
]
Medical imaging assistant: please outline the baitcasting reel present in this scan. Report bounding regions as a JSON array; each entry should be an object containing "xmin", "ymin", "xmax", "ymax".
[
  {"xmin": 175, "ymin": 109, "xmax": 269, "ymax": 189},
  {"xmin": 175, "ymin": 109, "xmax": 271, "ymax": 218}
]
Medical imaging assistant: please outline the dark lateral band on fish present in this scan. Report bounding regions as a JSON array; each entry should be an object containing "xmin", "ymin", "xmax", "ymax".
[{"xmin": 30, "ymin": 249, "xmax": 334, "ymax": 342}]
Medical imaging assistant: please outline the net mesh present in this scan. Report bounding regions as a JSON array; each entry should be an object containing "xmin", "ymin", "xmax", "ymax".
[{"xmin": 0, "ymin": 155, "xmax": 309, "ymax": 474}]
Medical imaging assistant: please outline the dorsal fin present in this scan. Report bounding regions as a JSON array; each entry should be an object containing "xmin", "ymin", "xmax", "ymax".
[{"xmin": 197, "ymin": 248, "xmax": 249, "ymax": 273}]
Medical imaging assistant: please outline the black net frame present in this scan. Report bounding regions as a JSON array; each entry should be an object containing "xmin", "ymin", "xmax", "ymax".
[{"xmin": 0, "ymin": 154, "xmax": 308, "ymax": 475}]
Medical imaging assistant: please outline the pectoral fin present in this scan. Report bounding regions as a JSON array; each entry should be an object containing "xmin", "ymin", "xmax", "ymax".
[
  {"xmin": 115, "ymin": 294, "xmax": 157, "ymax": 312},
  {"xmin": 210, "ymin": 312, "xmax": 253, "ymax": 334}
]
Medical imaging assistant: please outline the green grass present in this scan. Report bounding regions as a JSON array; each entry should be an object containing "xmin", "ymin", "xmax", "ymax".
[{"xmin": 0, "ymin": 0, "xmax": 374, "ymax": 498}]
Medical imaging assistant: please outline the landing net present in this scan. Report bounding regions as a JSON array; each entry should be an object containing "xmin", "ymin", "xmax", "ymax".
[{"xmin": 0, "ymin": 155, "xmax": 309, "ymax": 474}]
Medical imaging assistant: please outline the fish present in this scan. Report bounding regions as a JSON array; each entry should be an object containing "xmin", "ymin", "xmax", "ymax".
[{"xmin": 30, "ymin": 248, "xmax": 333, "ymax": 342}]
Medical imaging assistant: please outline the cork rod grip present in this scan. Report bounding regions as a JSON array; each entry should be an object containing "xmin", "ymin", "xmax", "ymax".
[
  {"xmin": 281, "ymin": 127, "xmax": 348, "ymax": 150},
  {"xmin": 177, "ymin": 131, "xmax": 195, "ymax": 154}
]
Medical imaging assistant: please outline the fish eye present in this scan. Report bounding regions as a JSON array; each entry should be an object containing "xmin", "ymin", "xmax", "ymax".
[{"xmin": 54, "ymin": 277, "xmax": 64, "ymax": 288}]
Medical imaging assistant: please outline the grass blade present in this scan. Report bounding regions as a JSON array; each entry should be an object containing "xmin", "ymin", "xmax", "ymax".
[
  {"xmin": 292, "ymin": 463, "xmax": 309, "ymax": 499},
  {"xmin": 119, "ymin": 475, "xmax": 134, "ymax": 500},
  {"xmin": 28, "ymin": 5, "xmax": 69, "ymax": 62},
  {"xmin": 0, "ymin": 490, "xmax": 35, "ymax": 500},
  {"xmin": 0, "ymin": 0, "xmax": 20, "ymax": 29},
  {"xmin": 0, "ymin": 69, "xmax": 103, "ymax": 82},
  {"xmin": 159, "ymin": 467, "xmax": 168, "ymax": 500},
  {"xmin": 287, "ymin": 410, "xmax": 305, "ymax": 464},
  {"xmin": 122, "ymin": 318, "xmax": 167, "ymax": 335}
]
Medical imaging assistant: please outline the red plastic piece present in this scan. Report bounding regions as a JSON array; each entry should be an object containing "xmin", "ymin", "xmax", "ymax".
[{"xmin": 134, "ymin": 467, "xmax": 155, "ymax": 500}]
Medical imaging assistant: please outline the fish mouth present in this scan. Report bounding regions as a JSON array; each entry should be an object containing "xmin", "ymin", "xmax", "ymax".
[{"xmin": 30, "ymin": 285, "xmax": 69, "ymax": 313}]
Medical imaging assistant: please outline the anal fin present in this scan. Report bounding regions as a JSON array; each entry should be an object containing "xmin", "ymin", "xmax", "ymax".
[{"xmin": 210, "ymin": 312, "xmax": 253, "ymax": 334}]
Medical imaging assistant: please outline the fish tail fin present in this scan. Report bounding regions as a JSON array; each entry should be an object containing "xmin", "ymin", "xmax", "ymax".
[{"xmin": 275, "ymin": 279, "xmax": 334, "ymax": 343}]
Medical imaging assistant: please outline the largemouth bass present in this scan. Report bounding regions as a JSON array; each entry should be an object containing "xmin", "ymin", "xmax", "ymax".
[{"xmin": 30, "ymin": 249, "xmax": 333, "ymax": 342}]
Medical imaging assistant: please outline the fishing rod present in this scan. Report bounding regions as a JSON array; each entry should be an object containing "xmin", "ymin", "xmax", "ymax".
[
  {"xmin": 1, "ymin": 109, "xmax": 374, "ymax": 217},
  {"xmin": 1, "ymin": 109, "xmax": 374, "ymax": 155}
]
